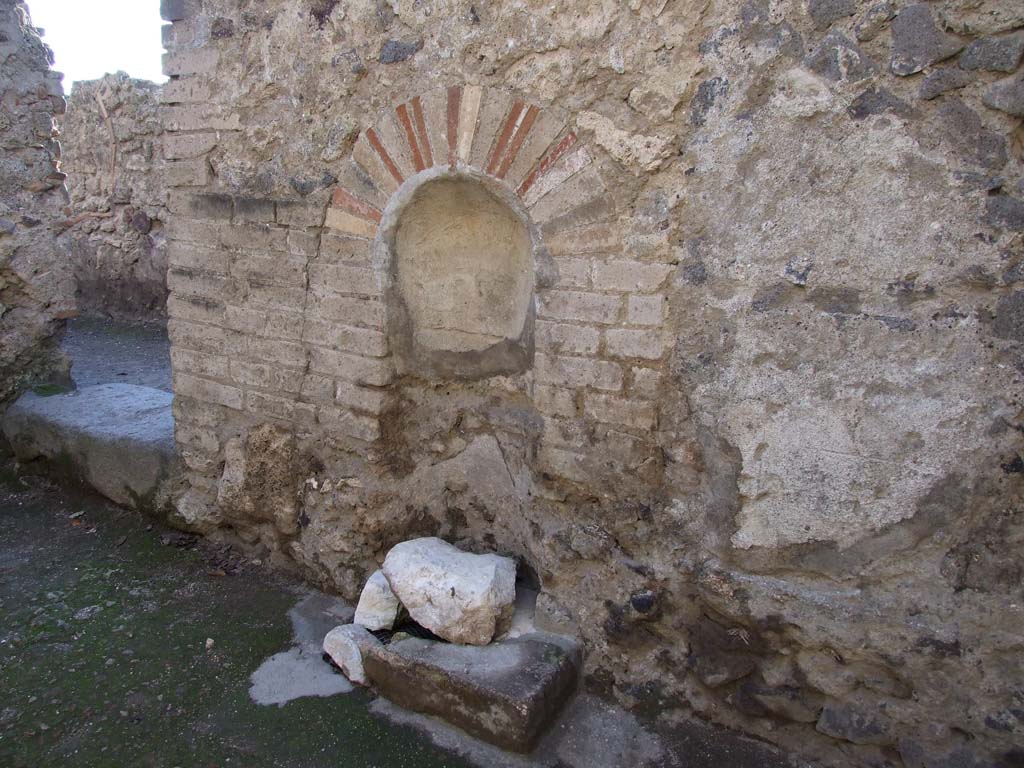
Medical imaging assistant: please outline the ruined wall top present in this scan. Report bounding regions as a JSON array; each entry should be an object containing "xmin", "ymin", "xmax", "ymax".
[{"xmin": 0, "ymin": 0, "xmax": 73, "ymax": 406}]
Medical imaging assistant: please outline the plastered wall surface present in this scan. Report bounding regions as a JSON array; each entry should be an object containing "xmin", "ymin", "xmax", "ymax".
[{"xmin": 159, "ymin": 1, "xmax": 1024, "ymax": 765}]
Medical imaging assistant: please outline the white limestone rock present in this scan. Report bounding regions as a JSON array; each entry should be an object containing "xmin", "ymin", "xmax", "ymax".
[
  {"xmin": 382, "ymin": 537, "xmax": 516, "ymax": 646},
  {"xmin": 354, "ymin": 569, "xmax": 400, "ymax": 631},
  {"xmin": 322, "ymin": 623, "xmax": 381, "ymax": 686}
]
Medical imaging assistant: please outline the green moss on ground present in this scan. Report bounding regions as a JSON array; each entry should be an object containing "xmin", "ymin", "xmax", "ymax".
[{"xmin": 0, "ymin": 472, "xmax": 468, "ymax": 768}]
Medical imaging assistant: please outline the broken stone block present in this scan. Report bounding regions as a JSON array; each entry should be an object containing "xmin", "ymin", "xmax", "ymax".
[
  {"xmin": 890, "ymin": 4, "xmax": 964, "ymax": 76},
  {"xmin": 363, "ymin": 633, "xmax": 581, "ymax": 752},
  {"xmin": 959, "ymin": 32, "xmax": 1024, "ymax": 72},
  {"xmin": 382, "ymin": 537, "xmax": 516, "ymax": 646},
  {"xmin": 353, "ymin": 569, "xmax": 400, "ymax": 631},
  {"xmin": 983, "ymin": 72, "xmax": 1024, "ymax": 117},
  {"xmin": 322, "ymin": 624, "xmax": 381, "ymax": 686}
]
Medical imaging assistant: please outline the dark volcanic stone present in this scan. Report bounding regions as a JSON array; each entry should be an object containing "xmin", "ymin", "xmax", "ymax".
[
  {"xmin": 210, "ymin": 17, "xmax": 235, "ymax": 38},
  {"xmin": 310, "ymin": 0, "xmax": 340, "ymax": 27},
  {"xmin": 691, "ymin": 77, "xmax": 728, "ymax": 127},
  {"xmin": 959, "ymin": 32, "xmax": 1024, "ymax": 72},
  {"xmin": 160, "ymin": 0, "xmax": 187, "ymax": 22},
  {"xmin": 854, "ymin": 2, "xmax": 895, "ymax": 42},
  {"xmin": 289, "ymin": 177, "xmax": 316, "ymax": 196},
  {"xmin": 890, "ymin": 4, "xmax": 964, "ymax": 76},
  {"xmin": 379, "ymin": 38, "xmax": 423, "ymax": 64},
  {"xmin": 985, "ymin": 196, "xmax": 1024, "ymax": 233},
  {"xmin": 983, "ymin": 73, "xmax": 1024, "ymax": 117},
  {"xmin": 919, "ymin": 68, "xmax": 974, "ymax": 100},
  {"xmin": 848, "ymin": 87, "xmax": 915, "ymax": 121},
  {"xmin": 808, "ymin": 0, "xmax": 855, "ymax": 28},
  {"xmin": 816, "ymin": 703, "xmax": 893, "ymax": 745},
  {"xmin": 805, "ymin": 31, "xmax": 876, "ymax": 82},
  {"xmin": 993, "ymin": 291, "xmax": 1024, "ymax": 341},
  {"xmin": 130, "ymin": 210, "xmax": 152, "ymax": 234},
  {"xmin": 362, "ymin": 633, "xmax": 580, "ymax": 753},
  {"xmin": 935, "ymin": 98, "xmax": 1007, "ymax": 171}
]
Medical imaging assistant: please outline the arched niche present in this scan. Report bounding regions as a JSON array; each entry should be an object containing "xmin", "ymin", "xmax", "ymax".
[{"xmin": 378, "ymin": 169, "xmax": 537, "ymax": 380}]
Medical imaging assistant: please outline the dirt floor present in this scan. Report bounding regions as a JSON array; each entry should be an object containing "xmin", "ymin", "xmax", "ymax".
[{"xmin": 0, "ymin": 462, "xmax": 473, "ymax": 768}]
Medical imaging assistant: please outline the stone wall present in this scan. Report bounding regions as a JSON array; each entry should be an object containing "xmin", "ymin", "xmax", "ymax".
[
  {"xmin": 0, "ymin": 0, "xmax": 72, "ymax": 409},
  {"xmin": 159, "ymin": 1, "xmax": 1024, "ymax": 766},
  {"xmin": 59, "ymin": 73, "xmax": 168, "ymax": 319}
]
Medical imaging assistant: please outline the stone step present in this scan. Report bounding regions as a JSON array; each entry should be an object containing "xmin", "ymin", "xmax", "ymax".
[
  {"xmin": 1, "ymin": 383, "xmax": 180, "ymax": 515},
  {"xmin": 361, "ymin": 631, "xmax": 581, "ymax": 753}
]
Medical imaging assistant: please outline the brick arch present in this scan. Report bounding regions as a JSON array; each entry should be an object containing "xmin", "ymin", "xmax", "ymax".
[
  {"xmin": 313, "ymin": 85, "xmax": 665, "ymax": 458},
  {"xmin": 324, "ymin": 84, "xmax": 613, "ymax": 244}
]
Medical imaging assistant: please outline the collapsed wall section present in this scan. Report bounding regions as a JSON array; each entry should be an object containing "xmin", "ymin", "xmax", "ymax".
[
  {"xmin": 60, "ymin": 73, "xmax": 168, "ymax": 319},
  {"xmin": 0, "ymin": 0, "xmax": 72, "ymax": 408}
]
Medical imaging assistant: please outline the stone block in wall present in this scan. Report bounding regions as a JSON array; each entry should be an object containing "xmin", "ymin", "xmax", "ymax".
[
  {"xmin": 182, "ymin": 194, "xmax": 233, "ymax": 222},
  {"xmin": 160, "ymin": 0, "xmax": 188, "ymax": 21},
  {"xmin": 535, "ymin": 354, "xmax": 623, "ymax": 392},
  {"xmin": 276, "ymin": 200, "xmax": 326, "ymax": 228},
  {"xmin": 174, "ymin": 373, "xmax": 243, "ymax": 411},
  {"xmin": 225, "ymin": 306, "xmax": 304, "ymax": 341},
  {"xmin": 536, "ymin": 321, "xmax": 601, "ymax": 356},
  {"xmin": 163, "ymin": 132, "xmax": 218, "ymax": 160},
  {"xmin": 166, "ymin": 158, "xmax": 211, "ymax": 187},
  {"xmin": 335, "ymin": 381, "xmax": 388, "ymax": 415},
  {"xmin": 604, "ymin": 329, "xmax": 665, "ymax": 361},
  {"xmin": 585, "ymin": 393, "xmax": 656, "ymax": 430},
  {"xmin": 308, "ymin": 348, "xmax": 394, "ymax": 387},
  {"xmin": 302, "ymin": 319, "xmax": 389, "ymax": 358},
  {"xmin": 592, "ymin": 261, "xmax": 672, "ymax": 293},
  {"xmin": 160, "ymin": 78, "xmax": 211, "ymax": 104},
  {"xmin": 163, "ymin": 48, "xmax": 219, "ymax": 77},
  {"xmin": 538, "ymin": 290, "xmax": 622, "ymax": 325},
  {"xmin": 234, "ymin": 197, "xmax": 276, "ymax": 224},
  {"xmin": 626, "ymin": 295, "xmax": 666, "ymax": 326}
]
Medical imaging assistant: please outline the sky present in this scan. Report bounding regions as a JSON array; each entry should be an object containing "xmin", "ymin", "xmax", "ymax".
[{"xmin": 26, "ymin": 0, "xmax": 168, "ymax": 90}]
